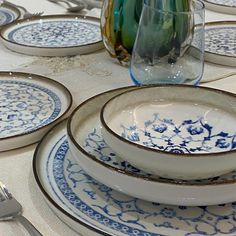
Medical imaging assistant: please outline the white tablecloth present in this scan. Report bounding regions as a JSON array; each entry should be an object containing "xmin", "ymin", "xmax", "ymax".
[{"xmin": 0, "ymin": 1, "xmax": 235, "ymax": 235}]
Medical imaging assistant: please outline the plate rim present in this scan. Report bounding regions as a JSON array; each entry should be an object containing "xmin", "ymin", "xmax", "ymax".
[
  {"xmin": 204, "ymin": 21, "xmax": 236, "ymax": 65},
  {"xmin": 204, "ymin": 0, "xmax": 236, "ymax": 10},
  {"xmin": 0, "ymin": 71, "xmax": 72, "ymax": 144},
  {"xmin": 67, "ymin": 85, "xmax": 236, "ymax": 187},
  {"xmin": 0, "ymin": 14, "xmax": 103, "ymax": 50},
  {"xmin": 0, "ymin": 2, "xmax": 21, "ymax": 26},
  {"xmin": 33, "ymin": 119, "xmax": 111, "ymax": 236}
]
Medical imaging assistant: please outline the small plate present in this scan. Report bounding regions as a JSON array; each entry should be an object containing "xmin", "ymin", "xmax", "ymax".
[
  {"xmin": 204, "ymin": 21, "xmax": 236, "ymax": 67},
  {"xmin": 67, "ymin": 86, "xmax": 236, "ymax": 206},
  {"xmin": 0, "ymin": 2, "xmax": 20, "ymax": 27},
  {"xmin": 204, "ymin": 0, "xmax": 236, "ymax": 15},
  {"xmin": 0, "ymin": 71, "xmax": 72, "ymax": 151},
  {"xmin": 0, "ymin": 15, "xmax": 103, "ymax": 56},
  {"xmin": 33, "ymin": 120, "xmax": 236, "ymax": 236}
]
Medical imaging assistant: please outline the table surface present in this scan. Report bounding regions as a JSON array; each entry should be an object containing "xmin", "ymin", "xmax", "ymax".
[{"xmin": 0, "ymin": 1, "xmax": 236, "ymax": 235}]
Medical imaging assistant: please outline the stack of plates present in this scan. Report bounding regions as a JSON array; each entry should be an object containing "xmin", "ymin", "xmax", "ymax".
[{"xmin": 33, "ymin": 86, "xmax": 236, "ymax": 236}]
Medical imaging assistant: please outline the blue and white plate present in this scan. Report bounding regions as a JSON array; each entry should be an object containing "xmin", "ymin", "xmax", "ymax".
[
  {"xmin": 204, "ymin": 21, "xmax": 236, "ymax": 67},
  {"xmin": 0, "ymin": 71, "xmax": 72, "ymax": 151},
  {"xmin": 0, "ymin": 15, "xmax": 103, "ymax": 56},
  {"xmin": 33, "ymin": 120, "xmax": 236, "ymax": 236},
  {"xmin": 0, "ymin": 3, "xmax": 20, "ymax": 27},
  {"xmin": 67, "ymin": 86, "xmax": 236, "ymax": 206},
  {"xmin": 204, "ymin": 0, "xmax": 236, "ymax": 14}
]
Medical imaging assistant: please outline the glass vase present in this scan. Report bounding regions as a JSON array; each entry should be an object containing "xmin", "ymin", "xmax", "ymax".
[{"xmin": 100, "ymin": 0, "xmax": 143, "ymax": 66}]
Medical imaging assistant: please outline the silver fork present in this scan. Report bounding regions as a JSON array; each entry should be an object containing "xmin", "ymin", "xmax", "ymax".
[
  {"xmin": 0, "ymin": 181, "xmax": 42, "ymax": 236},
  {"xmin": 4, "ymin": 1, "xmax": 44, "ymax": 19}
]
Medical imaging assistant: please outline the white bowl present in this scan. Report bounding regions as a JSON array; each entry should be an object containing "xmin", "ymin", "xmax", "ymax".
[{"xmin": 100, "ymin": 85, "xmax": 236, "ymax": 180}]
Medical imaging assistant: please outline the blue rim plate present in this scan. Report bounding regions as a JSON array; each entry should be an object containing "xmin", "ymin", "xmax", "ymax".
[
  {"xmin": 0, "ymin": 71, "xmax": 72, "ymax": 151},
  {"xmin": 33, "ymin": 119, "xmax": 236, "ymax": 236},
  {"xmin": 0, "ymin": 3, "xmax": 20, "ymax": 27},
  {"xmin": 0, "ymin": 15, "xmax": 104, "ymax": 56}
]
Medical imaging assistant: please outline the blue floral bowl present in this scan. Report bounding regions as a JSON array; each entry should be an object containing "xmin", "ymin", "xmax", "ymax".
[{"xmin": 100, "ymin": 85, "xmax": 236, "ymax": 180}]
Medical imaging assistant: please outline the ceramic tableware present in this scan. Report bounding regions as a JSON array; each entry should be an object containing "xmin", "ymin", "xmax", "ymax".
[
  {"xmin": 67, "ymin": 86, "xmax": 236, "ymax": 206},
  {"xmin": 34, "ymin": 119, "xmax": 236, "ymax": 235},
  {"xmin": 204, "ymin": 0, "xmax": 236, "ymax": 14},
  {"xmin": 100, "ymin": 85, "xmax": 236, "ymax": 180},
  {"xmin": 0, "ymin": 15, "xmax": 103, "ymax": 56},
  {"xmin": 0, "ymin": 71, "xmax": 72, "ymax": 151},
  {"xmin": 0, "ymin": 2, "xmax": 20, "ymax": 27},
  {"xmin": 204, "ymin": 21, "xmax": 236, "ymax": 67}
]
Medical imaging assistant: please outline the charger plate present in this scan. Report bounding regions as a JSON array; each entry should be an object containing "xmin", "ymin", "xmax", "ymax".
[
  {"xmin": 67, "ymin": 86, "xmax": 236, "ymax": 206},
  {"xmin": 0, "ymin": 71, "xmax": 72, "ymax": 151},
  {"xmin": 204, "ymin": 0, "xmax": 236, "ymax": 14},
  {"xmin": 0, "ymin": 15, "xmax": 103, "ymax": 56},
  {"xmin": 204, "ymin": 21, "xmax": 236, "ymax": 67},
  {"xmin": 0, "ymin": 2, "xmax": 20, "ymax": 27},
  {"xmin": 33, "ymin": 119, "xmax": 236, "ymax": 236}
]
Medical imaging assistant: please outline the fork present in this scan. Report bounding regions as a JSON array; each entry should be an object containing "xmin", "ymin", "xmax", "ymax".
[
  {"xmin": 4, "ymin": 1, "xmax": 44, "ymax": 19},
  {"xmin": 0, "ymin": 181, "xmax": 42, "ymax": 236}
]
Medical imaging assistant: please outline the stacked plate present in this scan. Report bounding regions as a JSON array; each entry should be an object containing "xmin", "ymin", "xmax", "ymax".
[{"xmin": 33, "ymin": 86, "xmax": 236, "ymax": 236}]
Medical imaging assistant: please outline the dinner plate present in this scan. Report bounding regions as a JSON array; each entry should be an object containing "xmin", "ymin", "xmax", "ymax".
[
  {"xmin": 0, "ymin": 2, "xmax": 20, "ymax": 27},
  {"xmin": 204, "ymin": 0, "xmax": 236, "ymax": 15},
  {"xmin": 0, "ymin": 71, "xmax": 72, "ymax": 151},
  {"xmin": 204, "ymin": 21, "xmax": 236, "ymax": 67},
  {"xmin": 33, "ymin": 119, "xmax": 236, "ymax": 236},
  {"xmin": 67, "ymin": 86, "xmax": 236, "ymax": 206},
  {"xmin": 0, "ymin": 15, "xmax": 103, "ymax": 56}
]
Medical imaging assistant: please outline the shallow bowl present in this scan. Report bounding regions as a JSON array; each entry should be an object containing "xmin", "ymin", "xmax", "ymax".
[{"xmin": 100, "ymin": 85, "xmax": 236, "ymax": 180}]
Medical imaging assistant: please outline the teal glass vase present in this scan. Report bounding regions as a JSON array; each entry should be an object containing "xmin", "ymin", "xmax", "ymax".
[{"xmin": 101, "ymin": 0, "xmax": 196, "ymax": 66}]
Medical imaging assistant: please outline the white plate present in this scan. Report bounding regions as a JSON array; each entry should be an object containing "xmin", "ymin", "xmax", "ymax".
[
  {"xmin": 204, "ymin": 0, "xmax": 236, "ymax": 14},
  {"xmin": 0, "ymin": 15, "xmax": 104, "ymax": 56},
  {"xmin": 204, "ymin": 21, "xmax": 236, "ymax": 67},
  {"xmin": 0, "ymin": 2, "xmax": 20, "ymax": 27},
  {"xmin": 0, "ymin": 71, "xmax": 72, "ymax": 151},
  {"xmin": 33, "ymin": 119, "xmax": 236, "ymax": 236},
  {"xmin": 67, "ymin": 87, "xmax": 236, "ymax": 206}
]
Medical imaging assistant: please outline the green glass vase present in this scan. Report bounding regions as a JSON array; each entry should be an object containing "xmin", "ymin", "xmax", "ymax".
[
  {"xmin": 100, "ymin": 0, "xmax": 192, "ymax": 66},
  {"xmin": 101, "ymin": 0, "xmax": 143, "ymax": 66}
]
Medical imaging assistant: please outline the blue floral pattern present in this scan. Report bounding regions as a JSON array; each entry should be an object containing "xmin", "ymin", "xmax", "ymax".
[
  {"xmin": 83, "ymin": 128, "xmax": 236, "ymax": 185},
  {"xmin": 119, "ymin": 113, "xmax": 236, "ymax": 154},
  {"xmin": 7, "ymin": 19, "xmax": 101, "ymax": 47},
  {"xmin": 0, "ymin": 80, "xmax": 61, "ymax": 138},
  {"xmin": 46, "ymin": 134, "xmax": 236, "ymax": 236},
  {"xmin": 205, "ymin": 26, "xmax": 236, "ymax": 57}
]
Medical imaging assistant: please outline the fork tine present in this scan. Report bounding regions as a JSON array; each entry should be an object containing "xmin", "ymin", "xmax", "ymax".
[{"xmin": 0, "ymin": 181, "xmax": 12, "ymax": 199}]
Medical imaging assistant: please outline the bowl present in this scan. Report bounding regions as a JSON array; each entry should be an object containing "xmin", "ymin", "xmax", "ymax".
[{"xmin": 100, "ymin": 85, "xmax": 236, "ymax": 180}]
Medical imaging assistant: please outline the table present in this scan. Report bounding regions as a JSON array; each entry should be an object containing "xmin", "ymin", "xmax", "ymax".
[{"xmin": 0, "ymin": 1, "xmax": 235, "ymax": 235}]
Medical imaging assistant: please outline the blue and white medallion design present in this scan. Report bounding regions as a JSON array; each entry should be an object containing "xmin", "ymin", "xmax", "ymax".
[
  {"xmin": 43, "ymin": 126, "xmax": 236, "ymax": 236},
  {"xmin": 205, "ymin": 25, "xmax": 236, "ymax": 57},
  {"xmin": 206, "ymin": 0, "xmax": 236, "ymax": 7},
  {"xmin": 7, "ymin": 19, "xmax": 102, "ymax": 47},
  {"xmin": 118, "ymin": 112, "xmax": 236, "ymax": 154},
  {"xmin": 0, "ymin": 5, "xmax": 19, "ymax": 27},
  {"xmin": 0, "ymin": 80, "xmax": 61, "ymax": 138},
  {"xmin": 84, "ymin": 127, "xmax": 236, "ymax": 184}
]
